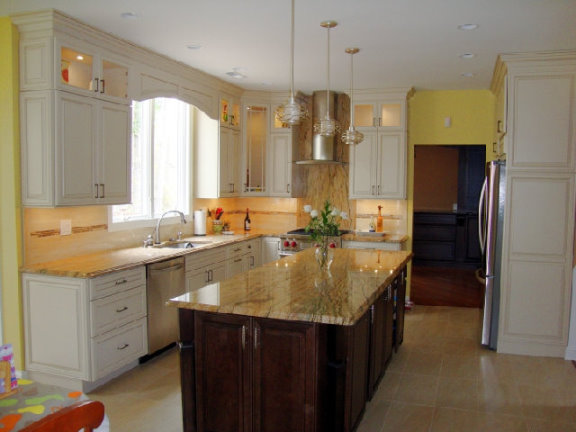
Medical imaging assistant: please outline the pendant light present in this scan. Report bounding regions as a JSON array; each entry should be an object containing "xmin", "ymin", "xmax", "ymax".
[
  {"xmin": 342, "ymin": 47, "xmax": 364, "ymax": 145},
  {"xmin": 313, "ymin": 20, "xmax": 340, "ymax": 137},
  {"xmin": 275, "ymin": 0, "xmax": 308, "ymax": 126}
]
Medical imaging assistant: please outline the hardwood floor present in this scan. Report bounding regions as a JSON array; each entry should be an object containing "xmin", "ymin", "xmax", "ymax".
[{"xmin": 410, "ymin": 265, "xmax": 483, "ymax": 308}]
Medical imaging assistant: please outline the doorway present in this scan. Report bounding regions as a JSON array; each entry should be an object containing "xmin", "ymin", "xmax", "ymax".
[{"xmin": 412, "ymin": 145, "xmax": 485, "ymax": 308}]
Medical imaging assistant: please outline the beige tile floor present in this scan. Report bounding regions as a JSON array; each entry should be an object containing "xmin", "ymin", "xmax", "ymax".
[{"xmin": 89, "ymin": 306, "xmax": 576, "ymax": 432}]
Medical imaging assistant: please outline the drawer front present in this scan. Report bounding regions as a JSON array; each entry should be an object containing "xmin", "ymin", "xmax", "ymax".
[
  {"xmin": 226, "ymin": 242, "xmax": 247, "ymax": 260},
  {"xmin": 185, "ymin": 247, "xmax": 227, "ymax": 271},
  {"xmin": 90, "ymin": 267, "xmax": 146, "ymax": 300},
  {"xmin": 92, "ymin": 318, "xmax": 147, "ymax": 380},
  {"xmin": 90, "ymin": 285, "xmax": 147, "ymax": 337}
]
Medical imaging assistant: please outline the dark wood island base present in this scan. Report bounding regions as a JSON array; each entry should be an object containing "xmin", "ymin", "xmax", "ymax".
[{"xmin": 172, "ymin": 249, "xmax": 409, "ymax": 432}]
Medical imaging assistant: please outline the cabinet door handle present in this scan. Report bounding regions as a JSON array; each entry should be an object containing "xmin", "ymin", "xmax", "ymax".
[
  {"xmin": 378, "ymin": 117, "xmax": 382, "ymax": 127},
  {"xmin": 116, "ymin": 306, "xmax": 128, "ymax": 313},
  {"xmin": 234, "ymin": 258, "xmax": 242, "ymax": 263},
  {"xmin": 372, "ymin": 117, "xmax": 377, "ymax": 127},
  {"xmin": 93, "ymin": 78, "xmax": 99, "ymax": 93},
  {"xmin": 115, "ymin": 278, "xmax": 128, "ymax": 285},
  {"xmin": 117, "ymin": 343, "xmax": 129, "ymax": 350},
  {"xmin": 254, "ymin": 327, "xmax": 259, "ymax": 349},
  {"xmin": 205, "ymin": 270, "xmax": 210, "ymax": 283},
  {"xmin": 100, "ymin": 183, "xmax": 105, "ymax": 198},
  {"xmin": 286, "ymin": 184, "xmax": 290, "ymax": 194},
  {"xmin": 377, "ymin": 185, "xmax": 381, "ymax": 195},
  {"xmin": 370, "ymin": 304, "xmax": 375, "ymax": 324},
  {"xmin": 100, "ymin": 79, "xmax": 105, "ymax": 94},
  {"xmin": 371, "ymin": 185, "xmax": 375, "ymax": 195},
  {"xmin": 209, "ymin": 269, "xmax": 214, "ymax": 282},
  {"xmin": 241, "ymin": 325, "xmax": 246, "ymax": 350},
  {"xmin": 94, "ymin": 183, "xmax": 99, "ymax": 198}
]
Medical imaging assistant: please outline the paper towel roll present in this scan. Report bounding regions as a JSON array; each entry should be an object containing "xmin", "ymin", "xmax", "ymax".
[{"xmin": 193, "ymin": 210, "xmax": 207, "ymax": 236}]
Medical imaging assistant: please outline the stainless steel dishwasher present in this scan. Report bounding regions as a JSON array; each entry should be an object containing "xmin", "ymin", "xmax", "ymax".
[{"xmin": 146, "ymin": 257, "xmax": 185, "ymax": 354}]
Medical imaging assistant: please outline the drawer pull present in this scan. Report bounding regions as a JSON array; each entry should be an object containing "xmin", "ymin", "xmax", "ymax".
[
  {"xmin": 115, "ymin": 279, "xmax": 128, "ymax": 285},
  {"xmin": 117, "ymin": 343, "xmax": 129, "ymax": 350},
  {"xmin": 234, "ymin": 258, "xmax": 242, "ymax": 263},
  {"xmin": 116, "ymin": 306, "xmax": 128, "ymax": 313}
]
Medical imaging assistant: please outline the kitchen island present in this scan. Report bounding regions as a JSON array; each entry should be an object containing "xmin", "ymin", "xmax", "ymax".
[{"xmin": 169, "ymin": 248, "xmax": 412, "ymax": 432}]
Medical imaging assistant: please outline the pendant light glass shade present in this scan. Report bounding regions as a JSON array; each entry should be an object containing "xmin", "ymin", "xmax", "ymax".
[
  {"xmin": 275, "ymin": 0, "xmax": 308, "ymax": 126},
  {"xmin": 342, "ymin": 47, "xmax": 364, "ymax": 145},
  {"xmin": 313, "ymin": 21, "xmax": 340, "ymax": 137}
]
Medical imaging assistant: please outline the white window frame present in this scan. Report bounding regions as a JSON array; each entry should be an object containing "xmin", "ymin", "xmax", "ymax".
[{"xmin": 108, "ymin": 98, "xmax": 193, "ymax": 232}]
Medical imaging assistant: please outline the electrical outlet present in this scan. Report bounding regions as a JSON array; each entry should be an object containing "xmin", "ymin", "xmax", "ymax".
[{"xmin": 60, "ymin": 219, "xmax": 72, "ymax": 236}]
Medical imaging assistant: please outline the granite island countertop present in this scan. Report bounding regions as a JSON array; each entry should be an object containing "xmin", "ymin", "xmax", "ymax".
[
  {"xmin": 20, "ymin": 230, "xmax": 408, "ymax": 279},
  {"xmin": 169, "ymin": 248, "xmax": 412, "ymax": 326}
]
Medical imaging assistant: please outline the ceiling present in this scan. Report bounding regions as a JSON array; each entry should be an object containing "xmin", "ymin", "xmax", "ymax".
[{"xmin": 3, "ymin": 0, "xmax": 576, "ymax": 93}]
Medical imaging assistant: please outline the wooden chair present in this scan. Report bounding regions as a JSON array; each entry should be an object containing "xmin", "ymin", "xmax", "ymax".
[{"xmin": 20, "ymin": 400, "xmax": 105, "ymax": 432}]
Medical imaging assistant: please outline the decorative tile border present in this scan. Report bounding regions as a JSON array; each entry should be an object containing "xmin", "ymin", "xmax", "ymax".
[{"xmin": 30, "ymin": 224, "xmax": 108, "ymax": 238}]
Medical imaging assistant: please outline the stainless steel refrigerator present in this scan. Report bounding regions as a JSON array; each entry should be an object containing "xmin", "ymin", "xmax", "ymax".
[{"xmin": 478, "ymin": 160, "xmax": 506, "ymax": 350}]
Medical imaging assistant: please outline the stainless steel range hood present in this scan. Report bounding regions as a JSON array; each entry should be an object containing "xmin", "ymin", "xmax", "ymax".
[{"xmin": 293, "ymin": 90, "xmax": 349, "ymax": 165}]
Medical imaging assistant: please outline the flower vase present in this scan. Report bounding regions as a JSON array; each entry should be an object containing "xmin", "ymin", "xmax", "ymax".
[
  {"xmin": 315, "ymin": 241, "xmax": 334, "ymax": 271},
  {"xmin": 212, "ymin": 220, "xmax": 223, "ymax": 234}
]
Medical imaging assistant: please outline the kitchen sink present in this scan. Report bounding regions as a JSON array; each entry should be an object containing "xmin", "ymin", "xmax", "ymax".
[{"xmin": 153, "ymin": 240, "xmax": 213, "ymax": 249}]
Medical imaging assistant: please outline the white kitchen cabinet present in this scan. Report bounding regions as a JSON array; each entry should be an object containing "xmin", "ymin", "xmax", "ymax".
[
  {"xmin": 20, "ymin": 90, "xmax": 131, "ymax": 206},
  {"xmin": 353, "ymin": 101, "xmax": 404, "ymax": 129},
  {"xmin": 261, "ymin": 237, "xmax": 281, "ymax": 264},
  {"xmin": 268, "ymin": 132, "xmax": 293, "ymax": 197},
  {"xmin": 243, "ymin": 103, "xmax": 268, "ymax": 195},
  {"xmin": 22, "ymin": 267, "xmax": 147, "ymax": 390},
  {"xmin": 18, "ymin": 33, "xmax": 130, "ymax": 103},
  {"xmin": 185, "ymin": 247, "xmax": 228, "ymax": 292},
  {"xmin": 493, "ymin": 53, "xmax": 576, "ymax": 358},
  {"xmin": 219, "ymin": 127, "xmax": 241, "ymax": 197},
  {"xmin": 349, "ymin": 131, "xmax": 406, "ymax": 199}
]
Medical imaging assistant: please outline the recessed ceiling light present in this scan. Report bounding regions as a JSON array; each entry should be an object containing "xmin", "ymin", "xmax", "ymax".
[
  {"xmin": 121, "ymin": 12, "xmax": 139, "ymax": 20},
  {"xmin": 458, "ymin": 24, "xmax": 479, "ymax": 31},
  {"xmin": 226, "ymin": 68, "xmax": 246, "ymax": 79},
  {"xmin": 461, "ymin": 72, "xmax": 476, "ymax": 78},
  {"xmin": 459, "ymin": 53, "xmax": 476, "ymax": 59},
  {"xmin": 76, "ymin": 55, "xmax": 84, "ymax": 61},
  {"xmin": 186, "ymin": 44, "xmax": 202, "ymax": 50}
]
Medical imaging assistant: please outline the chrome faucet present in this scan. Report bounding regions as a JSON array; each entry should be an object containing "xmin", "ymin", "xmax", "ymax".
[{"xmin": 154, "ymin": 210, "xmax": 187, "ymax": 244}]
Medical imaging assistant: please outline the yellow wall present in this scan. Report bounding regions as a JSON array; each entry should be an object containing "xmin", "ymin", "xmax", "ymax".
[
  {"xmin": 406, "ymin": 90, "xmax": 495, "ymax": 296},
  {"xmin": 0, "ymin": 17, "xmax": 24, "ymax": 369}
]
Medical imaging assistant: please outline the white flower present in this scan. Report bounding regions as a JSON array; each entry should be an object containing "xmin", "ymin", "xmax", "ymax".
[
  {"xmin": 310, "ymin": 209, "xmax": 318, "ymax": 218},
  {"xmin": 331, "ymin": 207, "xmax": 340, "ymax": 216},
  {"xmin": 340, "ymin": 211, "xmax": 348, "ymax": 220},
  {"xmin": 303, "ymin": 205, "xmax": 312, "ymax": 213}
]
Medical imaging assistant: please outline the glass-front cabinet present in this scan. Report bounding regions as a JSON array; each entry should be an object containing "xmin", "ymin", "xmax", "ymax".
[
  {"xmin": 353, "ymin": 102, "xmax": 403, "ymax": 128},
  {"xmin": 220, "ymin": 97, "xmax": 240, "ymax": 129},
  {"xmin": 243, "ymin": 104, "xmax": 268, "ymax": 195},
  {"xmin": 58, "ymin": 41, "xmax": 129, "ymax": 101}
]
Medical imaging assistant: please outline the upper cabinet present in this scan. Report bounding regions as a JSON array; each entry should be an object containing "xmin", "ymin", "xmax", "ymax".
[
  {"xmin": 20, "ymin": 35, "xmax": 130, "ymax": 103},
  {"xmin": 349, "ymin": 89, "xmax": 412, "ymax": 199},
  {"xmin": 243, "ymin": 103, "xmax": 268, "ymax": 195},
  {"xmin": 220, "ymin": 97, "xmax": 240, "ymax": 129}
]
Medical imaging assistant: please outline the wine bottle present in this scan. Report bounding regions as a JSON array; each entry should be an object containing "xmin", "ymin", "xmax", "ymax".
[{"xmin": 244, "ymin": 208, "xmax": 251, "ymax": 231}]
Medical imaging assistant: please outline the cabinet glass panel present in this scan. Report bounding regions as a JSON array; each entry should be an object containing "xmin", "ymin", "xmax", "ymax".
[
  {"xmin": 354, "ymin": 104, "xmax": 374, "ymax": 127},
  {"xmin": 60, "ymin": 47, "xmax": 93, "ymax": 91},
  {"xmin": 102, "ymin": 60, "xmax": 128, "ymax": 99},
  {"xmin": 245, "ymin": 105, "xmax": 267, "ymax": 193},
  {"xmin": 380, "ymin": 104, "xmax": 401, "ymax": 127},
  {"xmin": 230, "ymin": 102, "xmax": 240, "ymax": 127}
]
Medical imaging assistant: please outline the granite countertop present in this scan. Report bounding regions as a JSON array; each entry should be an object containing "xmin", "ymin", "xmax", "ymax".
[
  {"xmin": 20, "ymin": 229, "xmax": 409, "ymax": 279},
  {"xmin": 19, "ymin": 231, "xmax": 271, "ymax": 278},
  {"xmin": 169, "ymin": 248, "xmax": 412, "ymax": 326}
]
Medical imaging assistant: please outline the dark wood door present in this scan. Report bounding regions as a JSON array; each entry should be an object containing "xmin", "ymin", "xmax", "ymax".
[
  {"xmin": 383, "ymin": 283, "xmax": 395, "ymax": 367},
  {"xmin": 367, "ymin": 294, "xmax": 386, "ymax": 400},
  {"xmin": 394, "ymin": 270, "xmax": 406, "ymax": 351},
  {"xmin": 253, "ymin": 318, "xmax": 318, "ymax": 432},
  {"xmin": 194, "ymin": 312, "xmax": 252, "ymax": 432},
  {"xmin": 347, "ymin": 311, "xmax": 371, "ymax": 432}
]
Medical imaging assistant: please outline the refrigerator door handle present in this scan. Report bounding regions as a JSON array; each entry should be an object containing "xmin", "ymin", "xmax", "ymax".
[{"xmin": 478, "ymin": 177, "xmax": 487, "ymax": 255}]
